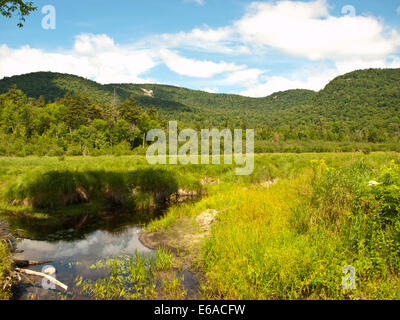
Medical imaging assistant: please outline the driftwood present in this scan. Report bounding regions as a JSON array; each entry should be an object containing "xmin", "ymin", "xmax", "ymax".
[
  {"xmin": 13, "ymin": 259, "xmax": 53, "ymax": 268},
  {"xmin": 15, "ymin": 268, "xmax": 68, "ymax": 291}
]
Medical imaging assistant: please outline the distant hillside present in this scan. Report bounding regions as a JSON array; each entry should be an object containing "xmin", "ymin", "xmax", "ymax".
[
  {"xmin": 0, "ymin": 72, "xmax": 314, "ymax": 127},
  {"xmin": 0, "ymin": 72, "xmax": 193, "ymax": 117},
  {"xmin": 306, "ymin": 68, "xmax": 400, "ymax": 128},
  {"xmin": 0, "ymin": 68, "xmax": 399, "ymax": 130},
  {"xmin": 0, "ymin": 72, "xmax": 111, "ymax": 102}
]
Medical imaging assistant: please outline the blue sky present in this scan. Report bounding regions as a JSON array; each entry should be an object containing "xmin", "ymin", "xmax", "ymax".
[{"xmin": 1, "ymin": 0, "xmax": 400, "ymax": 96}]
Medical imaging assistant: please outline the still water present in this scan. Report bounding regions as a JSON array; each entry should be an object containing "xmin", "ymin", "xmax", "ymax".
[
  {"xmin": 0, "ymin": 208, "xmax": 162, "ymax": 299},
  {"xmin": 13, "ymin": 223, "xmax": 154, "ymax": 299},
  {"xmin": 2, "ymin": 199, "xmax": 200, "ymax": 300}
]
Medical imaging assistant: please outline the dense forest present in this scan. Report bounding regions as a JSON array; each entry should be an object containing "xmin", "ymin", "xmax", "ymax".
[
  {"xmin": 0, "ymin": 68, "xmax": 399, "ymax": 156},
  {"xmin": 0, "ymin": 86, "xmax": 161, "ymax": 156}
]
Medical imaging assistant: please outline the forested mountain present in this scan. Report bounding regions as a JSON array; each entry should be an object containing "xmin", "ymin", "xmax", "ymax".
[
  {"xmin": 0, "ymin": 69, "xmax": 399, "ymax": 130},
  {"xmin": 0, "ymin": 72, "xmax": 314, "ymax": 127},
  {"xmin": 309, "ymin": 68, "xmax": 400, "ymax": 132},
  {"xmin": 0, "ymin": 68, "xmax": 399, "ymax": 156}
]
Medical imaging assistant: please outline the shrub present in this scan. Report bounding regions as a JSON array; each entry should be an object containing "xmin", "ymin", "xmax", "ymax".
[
  {"xmin": 112, "ymin": 141, "xmax": 133, "ymax": 156},
  {"xmin": 355, "ymin": 161, "xmax": 400, "ymax": 225}
]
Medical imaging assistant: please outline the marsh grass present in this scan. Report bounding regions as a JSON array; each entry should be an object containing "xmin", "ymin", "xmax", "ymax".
[
  {"xmin": 0, "ymin": 240, "xmax": 12, "ymax": 300},
  {"xmin": 199, "ymin": 155, "xmax": 400, "ymax": 299},
  {"xmin": 76, "ymin": 248, "xmax": 187, "ymax": 300},
  {"xmin": 2, "ymin": 153, "xmax": 400, "ymax": 299},
  {"xmin": 144, "ymin": 152, "xmax": 400, "ymax": 299},
  {"xmin": 3, "ymin": 166, "xmax": 202, "ymax": 212}
]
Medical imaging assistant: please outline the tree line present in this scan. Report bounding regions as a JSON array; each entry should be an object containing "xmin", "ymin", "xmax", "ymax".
[
  {"xmin": 0, "ymin": 86, "xmax": 161, "ymax": 156},
  {"xmin": 0, "ymin": 78, "xmax": 399, "ymax": 156}
]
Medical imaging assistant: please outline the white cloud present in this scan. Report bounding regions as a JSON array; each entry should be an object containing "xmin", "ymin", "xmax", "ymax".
[
  {"xmin": 232, "ymin": 55, "xmax": 400, "ymax": 97},
  {"xmin": 143, "ymin": 26, "xmax": 247, "ymax": 55},
  {"xmin": 217, "ymin": 0, "xmax": 400, "ymax": 97},
  {"xmin": 0, "ymin": 34, "xmax": 157, "ymax": 84},
  {"xmin": 159, "ymin": 49, "xmax": 245, "ymax": 78},
  {"xmin": 239, "ymin": 73, "xmax": 331, "ymax": 97},
  {"xmin": 147, "ymin": 0, "xmax": 400, "ymax": 63},
  {"xmin": 2, "ymin": 0, "xmax": 400, "ymax": 96},
  {"xmin": 235, "ymin": 0, "xmax": 400, "ymax": 62},
  {"xmin": 136, "ymin": 0, "xmax": 400, "ymax": 95},
  {"xmin": 223, "ymin": 68, "xmax": 265, "ymax": 87},
  {"xmin": 233, "ymin": 57, "xmax": 398, "ymax": 97},
  {"xmin": 226, "ymin": 63, "xmax": 339, "ymax": 97}
]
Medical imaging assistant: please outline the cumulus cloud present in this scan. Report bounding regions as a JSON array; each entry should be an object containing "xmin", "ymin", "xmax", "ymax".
[
  {"xmin": 0, "ymin": 34, "xmax": 157, "ymax": 84},
  {"xmin": 143, "ymin": 26, "xmax": 248, "ymax": 55},
  {"xmin": 220, "ymin": 62, "xmax": 340, "ymax": 97},
  {"xmin": 2, "ymin": 0, "xmax": 400, "ymax": 96},
  {"xmin": 235, "ymin": 0, "xmax": 400, "ymax": 62},
  {"xmin": 239, "ymin": 72, "xmax": 335, "ymax": 97},
  {"xmin": 232, "ymin": 55, "xmax": 400, "ymax": 97},
  {"xmin": 223, "ymin": 68, "xmax": 265, "ymax": 87},
  {"xmin": 145, "ymin": 0, "xmax": 400, "ymax": 63},
  {"xmin": 137, "ymin": 0, "xmax": 400, "ymax": 96},
  {"xmin": 159, "ymin": 49, "xmax": 245, "ymax": 78}
]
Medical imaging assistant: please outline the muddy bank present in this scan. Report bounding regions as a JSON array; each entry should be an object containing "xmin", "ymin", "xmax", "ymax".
[
  {"xmin": 139, "ymin": 209, "xmax": 218, "ymax": 283},
  {"xmin": 139, "ymin": 210, "xmax": 218, "ymax": 299}
]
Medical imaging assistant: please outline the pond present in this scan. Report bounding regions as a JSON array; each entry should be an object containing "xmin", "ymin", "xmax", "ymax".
[{"xmin": 1, "ymin": 207, "xmax": 198, "ymax": 300}]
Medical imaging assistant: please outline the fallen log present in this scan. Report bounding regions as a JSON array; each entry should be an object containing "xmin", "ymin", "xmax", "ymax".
[
  {"xmin": 13, "ymin": 259, "xmax": 54, "ymax": 268},
  {"xmin": 15, "ymin": 268, "xmax": 68, "ymax": 291}
]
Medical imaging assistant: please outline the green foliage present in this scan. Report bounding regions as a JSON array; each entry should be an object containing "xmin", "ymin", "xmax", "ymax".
[
  {"xmin": 4, "ymin": 167, "xmax": 195, "ymax": 210},
  {"xmin": 0, "ymin": 84, "xmax": 162, "ymax": 156},
  {"xmin": 76, "ymin": 249, "xmax": 186, "ymax": 300},
  {"xmin": 0, "ymin": 0, "xmax": 37, "ymax": 27},
  {"xmin": 0, "ymin": 69, "xmax": 399, "ymax": 155},
  {"xmin": 3, "ymin": 153, "xmax": 400, "ymax": 299},
  {"xmin": 143, "ymin": 153, "xmax": 400, "ymax": 300},
  {"xmin": 354, "ymin": 161, "xmax": 400, "ymax": 225},
  {"xmin": 0, "ymin": 240, "xmax": 12, "ymax": 299}
]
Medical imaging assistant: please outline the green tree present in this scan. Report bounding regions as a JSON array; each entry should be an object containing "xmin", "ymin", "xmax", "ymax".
[
  {"xmin": 0, "ymin": 86, "xmax": 28, "ymax": 134},
  {"xmin": 0, "ymin": 0, "xmax": 37, "ymax": 27},
  {"xmin": 61, "ymin": 93, "xmax": 100, "ymax": 133},
  {"xmin": 118, "ymin": 97, "xmax": 144, "ymax": 127}
]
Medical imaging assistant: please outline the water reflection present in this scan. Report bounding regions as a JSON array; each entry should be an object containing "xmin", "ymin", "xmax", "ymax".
[
  {"xmin": 4, "ymin": 199, "xmax": 200, "ymax": 299},
  {"xmin": 14, "ymin": 227, "xmax": 152, "ymax": 261},
  {"xmin": 12, "ymin": 226, "xmax": 155, "ymax": 300}
]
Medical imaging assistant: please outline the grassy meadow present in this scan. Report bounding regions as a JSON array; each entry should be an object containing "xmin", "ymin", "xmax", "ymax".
[{"xmin": 1, "ymin": 152, "xmax": 400, "ymax": 299}]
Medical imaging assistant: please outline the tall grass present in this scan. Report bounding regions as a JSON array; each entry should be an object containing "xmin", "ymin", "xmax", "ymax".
[
  {"xmin": 2, "ymin": 153, "xmax": 400, "ymax": 299},
  {"xmin": 197, "ymin": 155, "xmax": 400, "ymax": 299},
  {"xmin": 76, "ymin": 248, "xmax": 186, "ymax": 300},
  {"xmin": 3, "ymin": 167, "xmax": 202, "ymax": 211},
  {"xmin": 0, "ymin": 240, "xmax": 12, "ymax": 300}
]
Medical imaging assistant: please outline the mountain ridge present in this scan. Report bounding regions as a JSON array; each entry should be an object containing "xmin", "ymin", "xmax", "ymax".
[
  {"xmin": 0, "ymin": 68, "xmax": 399, "ymax": 131},
  {"xmin": 0, "ymin": 70, "xmax": 315, "ymax": 101}
]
